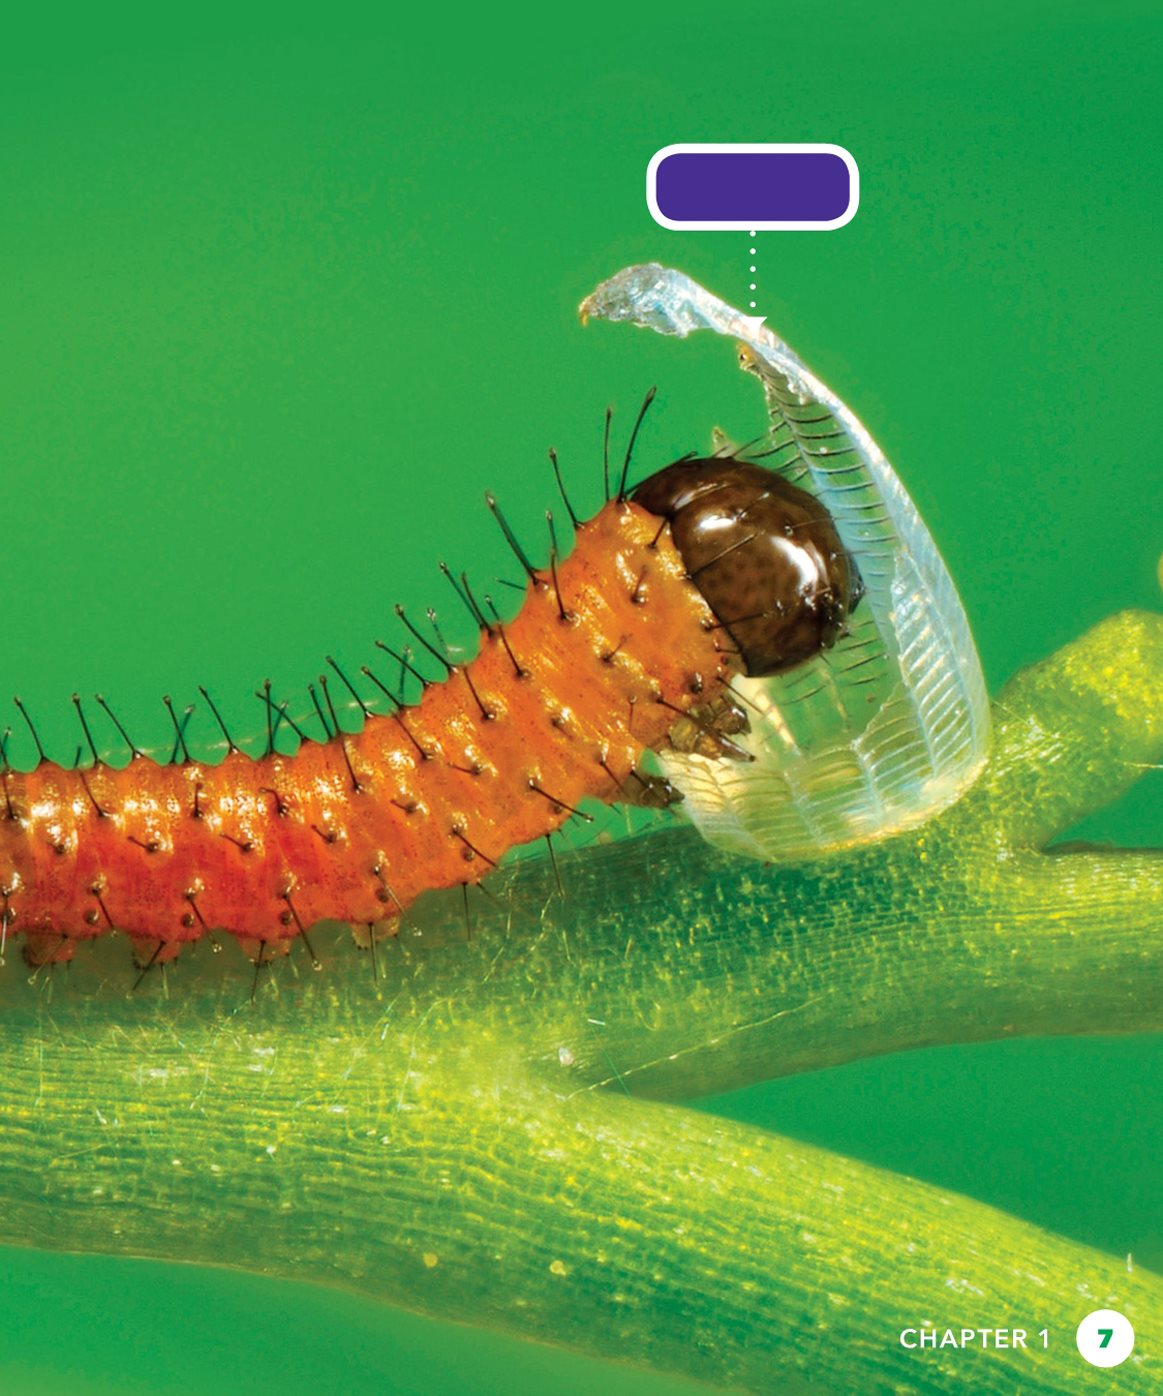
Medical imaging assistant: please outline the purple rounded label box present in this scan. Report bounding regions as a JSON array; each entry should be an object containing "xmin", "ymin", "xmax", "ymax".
[{"xmin": 647, "ymin": 143, "xmax": 859, "ymax": 231}]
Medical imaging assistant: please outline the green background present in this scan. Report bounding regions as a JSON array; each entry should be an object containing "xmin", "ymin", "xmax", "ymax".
[{"xmin": 1, "ymin": 2, "xmax": 1160, "ymax": 1392}]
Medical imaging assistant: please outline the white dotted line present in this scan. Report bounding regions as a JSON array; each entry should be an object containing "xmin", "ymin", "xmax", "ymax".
[{"xmin": 748, "ymin": 230, "xmax": 757, "ymax": 308}]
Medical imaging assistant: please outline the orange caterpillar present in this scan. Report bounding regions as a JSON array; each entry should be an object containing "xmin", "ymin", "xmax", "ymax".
[{"xmin": 0, "ymin": 424, "xmax": 860, "ymax": 979}]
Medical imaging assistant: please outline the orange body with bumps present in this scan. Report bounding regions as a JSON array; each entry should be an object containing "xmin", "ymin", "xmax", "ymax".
[{"xmin": 0, "ymin": 502, "xmax": 729, "ymax": 969}]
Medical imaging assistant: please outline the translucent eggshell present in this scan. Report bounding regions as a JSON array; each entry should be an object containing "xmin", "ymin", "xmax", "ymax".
[{"xmin": 581, "ymin": 264, "xmax": 990, "ymax": 860}]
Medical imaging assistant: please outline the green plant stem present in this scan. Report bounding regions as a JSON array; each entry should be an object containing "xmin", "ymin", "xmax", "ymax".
[{"xmin": 0, "ymin": 611, "xmax": 1160, "ymax": 1393}]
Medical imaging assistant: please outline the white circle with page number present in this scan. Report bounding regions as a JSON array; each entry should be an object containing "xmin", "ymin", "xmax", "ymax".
[{"xmin": 1076, "ymin": 1309, "xmax": 1134, "ymax": 1367}]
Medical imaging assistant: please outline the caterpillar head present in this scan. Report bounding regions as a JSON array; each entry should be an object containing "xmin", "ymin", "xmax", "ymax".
[{"xmin": 632, "ymin": 456, "xmax": 863, "ymax": 677}]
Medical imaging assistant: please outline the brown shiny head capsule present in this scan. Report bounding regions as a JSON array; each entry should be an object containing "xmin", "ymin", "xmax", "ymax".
[{"xmin": 632, "ymin": 456, "xmax": 863, "ymax": 676}]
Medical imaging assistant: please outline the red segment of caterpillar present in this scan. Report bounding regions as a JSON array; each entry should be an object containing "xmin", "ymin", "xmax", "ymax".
[{"xmin": 1, "ymin": 500, "xmax": 730, "ymax": 971}]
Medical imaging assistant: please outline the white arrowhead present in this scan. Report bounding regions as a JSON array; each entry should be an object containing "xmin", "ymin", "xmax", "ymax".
[{"xmin": 740, "ymin": 314, "xmax": 767, "ymax": 333}]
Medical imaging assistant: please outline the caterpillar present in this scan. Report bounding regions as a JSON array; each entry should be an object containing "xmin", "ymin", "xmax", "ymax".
[{"xmin": 0, "ymin": 407, "xmax": 860, "ymax": 983}]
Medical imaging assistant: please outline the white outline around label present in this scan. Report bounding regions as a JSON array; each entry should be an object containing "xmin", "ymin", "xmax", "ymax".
[{"xmin": 646, "ymin": 142, "xmax": 860, "ymax": 232}]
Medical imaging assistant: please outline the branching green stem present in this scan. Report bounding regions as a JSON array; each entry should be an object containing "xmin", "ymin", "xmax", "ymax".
[{"xmin": 0, "ymin": 612, "xmax": 1160, "ymax": 1393}]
